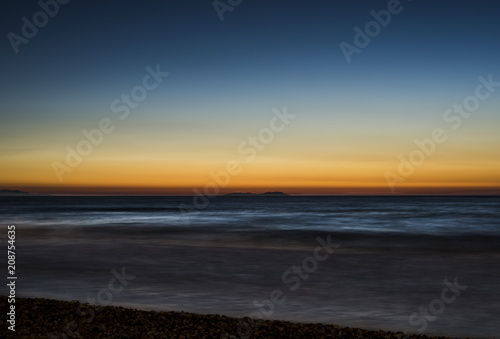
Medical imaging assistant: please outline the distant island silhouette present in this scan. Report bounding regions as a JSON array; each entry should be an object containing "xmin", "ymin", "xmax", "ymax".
[
  {"xmin": 0, "ymin": 189, "xmax": 48, "ymax": 196},
  {"xmin": 0, "ymin": 189, "xmax": 28, "ymax": 195},
  {"xmin": 223, "ymin": 191, "xmax": 289, "ymax": 196}
]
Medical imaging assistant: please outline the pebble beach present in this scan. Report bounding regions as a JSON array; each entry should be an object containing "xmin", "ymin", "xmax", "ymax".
[{"xmin": 1, "ymin": 296, "xmax": 465, "ymax": 339}]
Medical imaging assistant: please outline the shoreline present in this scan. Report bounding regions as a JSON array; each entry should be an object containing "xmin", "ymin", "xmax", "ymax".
[{"xmin": 1, "ymin": 296, "xmax": 465, "ymax": 338}]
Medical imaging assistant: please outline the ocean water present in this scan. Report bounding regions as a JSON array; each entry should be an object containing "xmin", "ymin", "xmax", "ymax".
[{"xmin": 1, "ymin": 196, "xmax": 499, "ymax": 338}]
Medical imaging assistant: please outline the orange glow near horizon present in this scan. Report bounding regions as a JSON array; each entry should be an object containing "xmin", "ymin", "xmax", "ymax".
[
  {"xmin": 1, "ymin": 108, "xmax": 499, "ymax": 195},
  {"xmin": 2, "ymin": 157, "xmax": 499, "ymax": 196}
]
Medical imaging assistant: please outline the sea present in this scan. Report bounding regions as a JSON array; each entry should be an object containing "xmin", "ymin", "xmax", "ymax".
[{"xmin": 1, "ymin": 195, "xmax": 499, "ymax": 338}]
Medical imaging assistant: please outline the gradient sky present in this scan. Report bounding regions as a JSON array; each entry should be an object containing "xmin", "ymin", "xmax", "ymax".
[{"xmin": 1, "ymin": 0, "xmax": 499, "ymax": 195}]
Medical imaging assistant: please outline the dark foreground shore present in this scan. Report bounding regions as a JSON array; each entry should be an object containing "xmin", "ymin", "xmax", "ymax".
[{"xmin": 1, "ymin": 297, "xmax": 466, "ymax": 339}]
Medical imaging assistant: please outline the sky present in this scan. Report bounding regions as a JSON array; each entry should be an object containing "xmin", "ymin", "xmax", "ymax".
[{"xmin": 1, "ymin": 0, "xmax": 499, "ymax": 195}]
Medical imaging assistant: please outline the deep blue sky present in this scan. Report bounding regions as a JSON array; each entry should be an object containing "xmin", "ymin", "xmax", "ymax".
[{"xmin": 2, "ymin": 0, "xmax": 500, "ymax": 111}]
